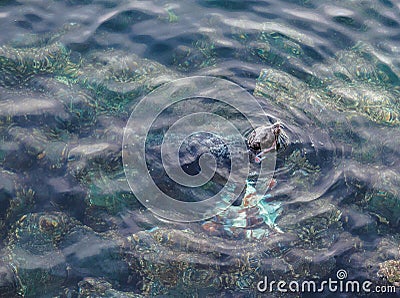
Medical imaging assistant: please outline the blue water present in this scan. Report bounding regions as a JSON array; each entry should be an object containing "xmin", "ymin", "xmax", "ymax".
[{"xmin": 0, "ymin": 0, "xmax": 399, "ymax": 297}]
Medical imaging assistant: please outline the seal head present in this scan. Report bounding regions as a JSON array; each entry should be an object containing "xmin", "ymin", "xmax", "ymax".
[{"xmin": 247, "ymin": 122, "xmax": 289, "ymax": 153}]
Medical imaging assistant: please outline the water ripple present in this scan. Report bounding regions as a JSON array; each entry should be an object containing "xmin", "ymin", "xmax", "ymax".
[{"xmin": 0, "ymin": 0, "xmax": 399, "ymax": 296}]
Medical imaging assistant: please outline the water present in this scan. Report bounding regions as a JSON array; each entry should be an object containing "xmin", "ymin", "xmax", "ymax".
[{"xmin": 0, "ymin": 0, "xmax": 399, "ymax": 297}]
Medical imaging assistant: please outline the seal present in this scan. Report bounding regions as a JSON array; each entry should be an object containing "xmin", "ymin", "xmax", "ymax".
[
  {"xmin": 247, "ymin": 122, "xmax": 289, "ymax": 163},
  {"xmin": 200, "ymin": 122, "xmax": 289, "ymax": 239}
]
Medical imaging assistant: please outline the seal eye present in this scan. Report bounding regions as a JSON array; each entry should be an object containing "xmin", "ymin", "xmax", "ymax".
[
  {"xmin": 246, "ymin": 130, "xmax": 261, "ymax": 151},
  {"xmin": 251, "ymin": 142, "xmax": 261, "ymax": 151}
]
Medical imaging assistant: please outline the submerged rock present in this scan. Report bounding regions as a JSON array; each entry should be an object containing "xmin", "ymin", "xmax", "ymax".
[
  {"xmin": 378, "ymin": 259, "xmax": 400, "ymax": 287},
  {"xmin": 76, "ymin": 49, "xmax": 180, "ymax": 107},
  {"xmin": 172, "ymin": 38, "xmax": 216, "ymax": 72},
  {"xmin": 0, "ymin": 42, "xmax": 72, "ymax": 87},
  {"xmin": 255, "ymin": 45, "xmax": 400, "ymax": 126},
  {"xmin": 0, "ymin": 212, "xmax": 130, "ymax": 297},
  {"xmin": 77, "ymin": 277, "xmax": 144, "ymax": 298}
]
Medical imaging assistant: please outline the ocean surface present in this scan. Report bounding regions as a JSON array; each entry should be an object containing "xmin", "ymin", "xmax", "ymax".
[{"xmin": 0, "ymin": 0, "xmax": 399, "ymax": 297}]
